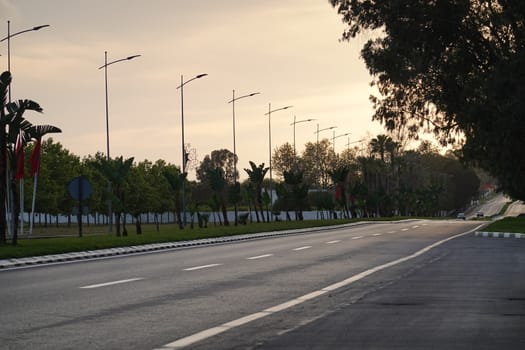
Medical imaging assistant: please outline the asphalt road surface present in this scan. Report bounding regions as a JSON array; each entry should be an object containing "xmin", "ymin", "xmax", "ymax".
[{"xmin": 1, "ymin": 220, "xmax": 524, "ymax": 349}]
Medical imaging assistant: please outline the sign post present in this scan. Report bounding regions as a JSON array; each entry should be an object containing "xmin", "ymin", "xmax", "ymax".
[{"xmin": 67, "ymin": 176, "xmax": 92, "ymax": 237}]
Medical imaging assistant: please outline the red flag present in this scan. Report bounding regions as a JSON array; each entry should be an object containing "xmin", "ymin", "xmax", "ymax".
[
  {"xmin": 30, "ymin": 138, "xmax": 41, "ymax": 177},
  {"xmin": 15, "ymin": 134, "xmax": 25, "ymax": 181},
  {"xmin": 335, "ymin": 183, "xmax": 342, "ymax": 201}
]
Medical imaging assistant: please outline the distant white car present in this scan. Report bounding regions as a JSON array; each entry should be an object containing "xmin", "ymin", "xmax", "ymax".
[{"xmin": 457, "ymin": 213, "xmax": 466, "ymax": 220}]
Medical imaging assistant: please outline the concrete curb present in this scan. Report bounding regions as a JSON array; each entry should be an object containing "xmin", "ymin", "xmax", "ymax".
[
  {"xmin": 2, "ymin": 220, "xmax": 411, "ymax": 270},
  {"xmin": 475, "ymin": 231, "xmax": 525, "ymax": 239}
]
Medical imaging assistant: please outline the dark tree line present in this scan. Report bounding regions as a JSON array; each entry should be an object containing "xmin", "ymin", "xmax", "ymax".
[{"xmin": 4, "ymin": 133, "xmax": 481, "ymax": 244}]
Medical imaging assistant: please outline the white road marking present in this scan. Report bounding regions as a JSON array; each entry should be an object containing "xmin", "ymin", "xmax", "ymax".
[
  {"xmin": 351, "ymin": 236, "xmax": 364, "ymax": 240},
  {"xmin": 326, "ymin": 240, "xmax": 341, "ymax": 244},
  {"xmin": 184, "ymin": 264, "xmax": 222, "ymax": 271},
  {"xmin": 156, "ymin": 224, "xmax": 485, "ymax": 350},
  {"xmin": 247, "ymin": 254, "xmax": 273, "ymax": 260},
  {"xmin": 387, "ymin": 231, "xmax": 396, "ymax": 234},
  {"xmin": 401, "ymin": 228, "xmax": 409, "ymax": 231},
  {"xmin": 372, "ymin": 233, "xmax": 382, "ymax": 236},
  {"xmin": 293, "ymin": 246, "xmax": 312, "ymax": 251},
  {"xmin": 80, "ymin": 277, "xmax": 143, "ymax": 289},
  {"xmin": 412, "ymin": 225, "xmax": 420, "ymax": 228}
]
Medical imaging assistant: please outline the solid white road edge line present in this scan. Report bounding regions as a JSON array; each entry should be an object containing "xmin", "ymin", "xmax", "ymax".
[
  {"xmin": 183, "ymin": 264, "xmax": 222, "ymax": 271},
  {"xmin": 155, "ymin": 224, "xmax": 484, "ymax": 350},
  {"xmin": 80, "ymin": 277, "xmax": 144, "ymax": 289}
]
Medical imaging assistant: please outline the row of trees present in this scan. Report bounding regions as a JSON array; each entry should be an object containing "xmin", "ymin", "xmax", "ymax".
[
  {"xmin": 329, "ymin": 0, "xmax": 525, "ymax": 201},
  {"xmin": 11, "ymin": 133, "xmax": 481, "ymax": 241},
  {"xmin": 271, "ymin": 135, "xmax": 480, "ymax": 218}
]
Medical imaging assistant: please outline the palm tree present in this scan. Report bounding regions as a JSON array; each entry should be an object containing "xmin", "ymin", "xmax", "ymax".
[
  {"xmin": 328, "ymin": 165, "xmax": 351, "ymax": 218},
  {"xmin": 244, "ymin": 161, "xmax": 269, "ymax": 223},
  {"xmin": 283, "ymin": 169, "xmax": 309, "ymax": 220},
  {"xmin": 164, "ymin": 167, "xmax": 186, "ymax": 229},
  {"xmin": 370, "ymin": 134, "xmax": 393, "ymax": 163},
  {"xmin": 207, "ymin": 167, "xmax": 229, "ymax": 226},
  {"xmin": 0, "ymin": 71, "xmax": 60, "ymax": 244},
  {"xmin": 95, "ymin": 156, "xmax": 134, "ymax": 236}
]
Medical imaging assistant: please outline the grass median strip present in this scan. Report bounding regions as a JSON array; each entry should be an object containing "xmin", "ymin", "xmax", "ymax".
[
  {"xmin": 484, "ymin": 217, "xmax": 525, "ymax": 233},
  {"xmin": 1, "ymin": 220, "xmax": 355, "ymax": 259}
]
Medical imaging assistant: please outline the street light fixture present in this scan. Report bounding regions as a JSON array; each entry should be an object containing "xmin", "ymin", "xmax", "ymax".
[
  {"xmin": 346, "ymin": 138, "xmax": 365, "ymax": 150},
  {"xmin": 314, "ymin": 124, "xmax": 337, "ymax": 189},
  {"xmin": 98, "ymin": 51, "xmax": 141, "ymax": 232},
  {"xmin": 314, "ymin": 124, "xmax": 337, "ymax": 144},
  {"xmin": 332, "ymin": 132, "xmax": 351, "ymax": 152},
  {"xmin": 1, "ymin": 21, "xmax": 50, "ymax": 101},
  {"xmin": 264, "ymin": 103, "xmax": 293, "ymax": 218},
  {"xmin": 290, "ymin": 116, "xmax": 316, "ymax": 155},
  {"xmin": 176, "ymin": 73, "xmax": 208, "ymax": 228},
  {"xmin": 228, "ymin": 90, "xmax": 260, "ymax": 225}
]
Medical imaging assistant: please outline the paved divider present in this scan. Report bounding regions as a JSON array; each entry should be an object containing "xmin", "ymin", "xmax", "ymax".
[
  {"xmin": 475, "ymin": 231, "xmax": 525, "ymax": 239},
  {"xmin": 1, "ymin": 221, "xmax": 381, "ymax": 270}
]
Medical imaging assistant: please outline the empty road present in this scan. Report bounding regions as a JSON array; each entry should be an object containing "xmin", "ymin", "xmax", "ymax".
[{"xmin": 1, "ymin": 219, "xmax": 523, "ymax": 349}]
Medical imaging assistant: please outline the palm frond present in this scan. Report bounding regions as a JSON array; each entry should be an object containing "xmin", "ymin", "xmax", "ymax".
[
  {"xmin": 27, "ymin": 125, "xmax": 62, "ymax": 139},
  {"xmin": 6, "ymin": 99, "xmax": 43, "ymax": 115},
  {"xmin": 7, "ymin": 118, "xmax": 33, "ymax": 144}
]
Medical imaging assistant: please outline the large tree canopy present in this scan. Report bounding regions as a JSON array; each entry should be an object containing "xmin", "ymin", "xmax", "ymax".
[{"xmin": 330, "ymin": 0, "xmax": 525, "ymax": 200}]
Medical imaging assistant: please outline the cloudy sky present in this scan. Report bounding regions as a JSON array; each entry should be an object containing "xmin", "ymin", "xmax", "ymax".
[{"xmin": 0, "ymin": 0, "xmax": 385, "ymax": 178}]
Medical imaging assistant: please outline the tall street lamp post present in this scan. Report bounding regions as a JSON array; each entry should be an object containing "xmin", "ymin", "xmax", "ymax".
[
  {"xmin": 314, "ymin": 124, "xmax": 337, "ymax": 188},
  {"xmin": 98, "ymin": 52, "xmax": 141, "ymax": 232},
  {"xmin": 176, "ymin": 73, "xmax": 208, "ymax": 228},
  {"xmin": 228, "ymin": 90, "xmax": 260, "ymax": 225},
  {"xmin": 332, "ymin": 132, "xmax": 351, "ymax": 152},
  {"xmin": 264, "ymin": 103, "xmax": 292, "ymax": 218},
  {"xmin": 290, "ymin": 116, "xmax": 316, "ymax": 155},
  {"xmin": 1, "ymin": 21, "xmax": 50, "ymax": 237},
  {"xmin": 1, "ymin": 21, "xmax": 50, "ymax": 101}
]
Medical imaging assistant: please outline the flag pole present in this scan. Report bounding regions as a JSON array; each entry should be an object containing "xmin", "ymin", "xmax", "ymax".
[
  {"xmin": 29, "ymin": 137, "xmax": 42, "ymax": 236},
  {"xmin": 29, "ymin": 174, "xmax": 37, "ymax": 236},
  {"xmin": 20, "ymin": 178, "xmax": 24, "ymax": 235}
]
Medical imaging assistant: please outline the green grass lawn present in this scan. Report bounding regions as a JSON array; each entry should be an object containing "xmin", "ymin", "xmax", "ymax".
[{"xmin": 484, "ymin": 216, "xmax": 525, "ymax": 233}]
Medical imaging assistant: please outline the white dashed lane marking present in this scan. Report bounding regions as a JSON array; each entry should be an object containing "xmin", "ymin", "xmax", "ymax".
[
  {"xmin": 351, "ymin": 236, "xmax": 364, "ymax": 240},
  {"xmin": 184, "ymin": 264, "xmax": 222, "ymax": 271},
  {"xmin": 293, "ymin": 246, "xmax": 312, "ymax": 251},
  {"xmin": 372, "ymin": 233, "xmax": 382, "ymax": 236},
  {"xmin": 80, "ymin": 278, "xmax": 144, "ymax": 289},
  {"xmin": 247, "ymin": 254, "xmax": 273, "ymax": 260},
  {"xmin": 326, "ymin": 240, "xmax": 341, "ymax": 244}
]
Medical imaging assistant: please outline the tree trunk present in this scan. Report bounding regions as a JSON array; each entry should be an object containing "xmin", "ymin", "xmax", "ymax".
[
  {"xmin": 10, "ymin": 177, "xmax": 19, "ymax": 245},
  {"xmin": 221, "ymin": 202, "xmax": 229, "ymax": 226},
  {"xmin": 115, "ymin": 212, "xmax": 121, "ymax": 236},
  {"xmin": 135, "ymin": 215, "xmax": 142, "ymax": 234},
  {"xmin": 122, "ymin": 213, "xmax": 128, "ymax": 236}
]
